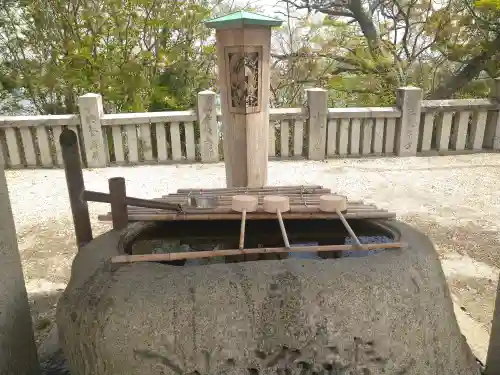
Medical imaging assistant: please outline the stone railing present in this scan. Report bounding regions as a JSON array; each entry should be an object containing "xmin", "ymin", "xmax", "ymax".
[{"xmin": 0, "ymin": 84, "xmax": 500, "ymax": 169}]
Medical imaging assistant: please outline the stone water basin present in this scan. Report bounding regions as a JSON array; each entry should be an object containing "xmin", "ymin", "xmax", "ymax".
[{"xmin": 56, "ymin": 218, "xmax": 480, "ymax": 375}]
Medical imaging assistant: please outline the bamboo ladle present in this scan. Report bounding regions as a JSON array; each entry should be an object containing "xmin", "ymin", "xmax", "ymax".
[
  {"xmin": 231, "ymin": 195, "xmax": 258, "ymax": 249},
  {"xmin": 263, "ymin": 195, "xmax": 291, "ymax": 248},
  {"xmin": 319, "ymin": 194, "xmax": 364, "ymax": 249}
]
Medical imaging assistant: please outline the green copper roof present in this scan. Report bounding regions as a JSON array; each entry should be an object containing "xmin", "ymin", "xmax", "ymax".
[{"xmin": 204, "ymin": 11, "xmax": 283, "ymax": 29}]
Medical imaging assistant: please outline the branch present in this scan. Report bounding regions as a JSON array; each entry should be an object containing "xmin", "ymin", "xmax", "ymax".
[
  {"xmin": 427, "ymin": 33, "xmax": 500, "ymax": 99},
  {"xmin": 280, "ymin": 0, "xmax": 354, "ymax": 18}
]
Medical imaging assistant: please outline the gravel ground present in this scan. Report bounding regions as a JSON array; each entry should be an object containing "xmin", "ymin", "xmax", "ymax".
[{"xmin": 7, "ymin": 153, "xmax": 500, "ymax": 364}]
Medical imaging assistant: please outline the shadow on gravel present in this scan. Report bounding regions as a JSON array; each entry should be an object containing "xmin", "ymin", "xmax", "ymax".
[
  {"xmin": 31, "ymin": 291, "xmax": 70, "ymax": 375},
  {"xmin": 40, "ymin": 336, "xmax": 69, "ymax": 375},
  {"xmin": 30, "ymin": 291, "xmax": 62, "ymax": 347}
]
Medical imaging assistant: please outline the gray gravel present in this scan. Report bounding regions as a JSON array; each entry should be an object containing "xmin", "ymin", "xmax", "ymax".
[
  {"xmin": 5, "ymin": 153, "xmax": 499, "ymax": 227},
  {"xmin": 7, "ymin": 153, "xmax": 500, "ymax": 232}
]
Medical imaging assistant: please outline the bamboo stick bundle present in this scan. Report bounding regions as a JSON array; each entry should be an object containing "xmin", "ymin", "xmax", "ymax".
[
  {"xmin": 97, "ymin": 210, "xmax": 397, "ymax": 222},
  {"xmin": 176, "ymin": 185, "xmax": 324, "ymax": 194}
]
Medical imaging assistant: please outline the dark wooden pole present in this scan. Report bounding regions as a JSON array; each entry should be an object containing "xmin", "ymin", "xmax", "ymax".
[
  {"xmin": 82, "ymin": 190, "xmax": 182, "ymax": 211},
  {"xmin": 60, "ymin": 128, "xmax": 93, "ymax": 249},
  {"xmin": 109, "ymin": 177, "xmax": 128, "ymax": 230},
  {"xmin": 485, "ymin": 277, "xmax": 500, "ymax": 374}
]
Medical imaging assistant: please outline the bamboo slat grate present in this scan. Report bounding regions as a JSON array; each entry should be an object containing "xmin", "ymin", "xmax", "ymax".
[{"xmin": 98, "ymin": 185, "xmax": 396, "ymax": 222}]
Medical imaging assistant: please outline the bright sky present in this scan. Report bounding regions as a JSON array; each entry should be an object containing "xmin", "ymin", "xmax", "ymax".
[{"xmin": 242, "ymin": 0, "xmax": 299, "ymax": 19}]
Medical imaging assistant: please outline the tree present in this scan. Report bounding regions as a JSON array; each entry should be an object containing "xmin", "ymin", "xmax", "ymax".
[
  {"xmin": 278, "ymin": 0, "xmax": 500, "ymax": 102},
  {"xmin": 0, "ymin": 0, "xmax": 217, "ymax": 114},
  {"xmin": 425, "ymin": 0, "xmax": 500, "ymax": 98}
]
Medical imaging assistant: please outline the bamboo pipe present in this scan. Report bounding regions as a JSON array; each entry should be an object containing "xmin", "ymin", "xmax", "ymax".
[
  {"xmin": 156, "ymin": 197, "xmax": 373, "ymax": 207},
  {"xmin": 125, "ymin": 205, "xmax": 380, "ymax": 214},
  {"xmin": 111, "ymin": 242, "xmax": 408, "ymax": 264},
  {"xmin": 97, "ymin": 210, "xmax": 397, "ymax": 222},
  {"xmin": 176, "ymin": 185, "xmax": 324, "ymax": 193},
  {"xmin": 83, "ymin": 190, "xmax": 183, "ymax": 212},
  {"xmin": 166, "ymin": 191, "xmax": 332, "ymax": 198}
]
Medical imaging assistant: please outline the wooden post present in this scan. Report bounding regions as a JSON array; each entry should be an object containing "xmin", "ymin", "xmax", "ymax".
[
  {"xmin": 60, "ymin": 128, "xmax": 93, "ymax": 249},
  {"xmin": 306, "ymin": 88, "xmax": 328, "ymax": 160},
  {"xmin": 395, "ymin": 86, "xmax": 422, "ymax": 156},
  {"xmin": 0, "ymin": 152, "xmax": 40, "ymax": 374},
  {"xmin": 486, "ymin": 275, "xmax": 500, "ymax": 374},
  {"xmin": 205, "ymin": 12, "xmax": 283, "ymax": 188},
  {"xmin": 109, "ymin": 177, "xmax": 128, "ymax": 230},
  {"xmin": 197, "ymin": 90, "xmax": 219, "ymax": 162},
  {"xmin": 78, "ymin": 93, "xmax": 106, "ymax": 167}
]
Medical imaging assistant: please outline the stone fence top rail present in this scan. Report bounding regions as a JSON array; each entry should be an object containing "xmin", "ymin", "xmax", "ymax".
[
  {"xmin": 0, "ymin": 99, "xmax": 497, "ymax": 128},
  {"xmin": 421, "ymin": 99, "xmax": 499, "ymax": 112},
  {"xmin": 327, "ymin": 107, "xmax": 401, "ymax": 118},
  {"xmin": 101, "ymin": 111, "xmax": 197, "ymax": 126},
  {"xmin": 0, "ymin": 114, "xmax": 80, "ymax": 128}
]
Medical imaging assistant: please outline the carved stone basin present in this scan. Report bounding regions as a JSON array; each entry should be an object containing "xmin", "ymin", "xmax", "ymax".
[{"xmin": 56, "ymin": 219, "xmax": 480, "ymax": 375}]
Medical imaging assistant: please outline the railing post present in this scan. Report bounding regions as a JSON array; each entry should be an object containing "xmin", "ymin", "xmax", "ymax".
[
  {"xmin": 395, "ymin": 86, "xmax": 422, "ymax": 156},
  {"xmin": 197, "ymin": 90, "xmax": 219, "ymax": 162},
  {"xmin": 485, "ymin": 77, "xmax": 500, "ymax": 150},
  {"xmin": 78, "ymin": 93, "xmax": 106, "ymax": 167},
  {"xmin": 306, "ymin": 88, "xmax": 328, "ymax": 160}
]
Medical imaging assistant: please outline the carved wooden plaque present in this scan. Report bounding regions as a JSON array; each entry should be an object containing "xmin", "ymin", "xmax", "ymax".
[{"xmin": 224, "ymin": 45, "xmax": 263, "ymax": 114}]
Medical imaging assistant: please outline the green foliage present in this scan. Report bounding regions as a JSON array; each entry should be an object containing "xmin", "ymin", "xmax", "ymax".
[
  {"xmin": 475, "ymin": 0, "xmax": 500, "ymax": 9},
  {"xmin": 0, "ymin": 0, "xmax": 216, "ymax": 114},
  {"xmin": 273, "ymin": 0, "xmax": 500, "ymax": 106}
]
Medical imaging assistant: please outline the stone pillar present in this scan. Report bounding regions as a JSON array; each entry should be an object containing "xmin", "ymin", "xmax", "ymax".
[
  {"xmin": 205, "ymin": 11, "xmax": 283, "ymax": 187},
  {"xmin": 78, "ymin": 93, "xmax": 106, "ymax": 168},
  {"xmin": 395, "ymin": 86, "xmax": 422, "ymax": 156},
  {"xmin": 484, "ymin": 77, "xmax": 500, "ymax": 150},
  {"xmin": 306, "ymin": 88, "xmax": 328, "ymax": 160},
  {"xmin": 0, "ymin": 164, "xmax": 40, "ymax": 374},
  {"xmin": 197, "ymin": 90, "xmax": 219, "ymax": 163}
]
